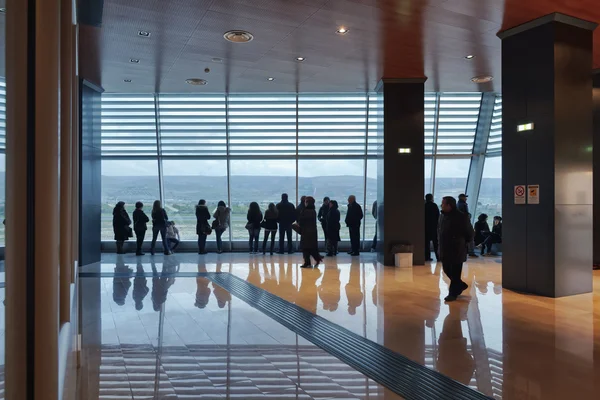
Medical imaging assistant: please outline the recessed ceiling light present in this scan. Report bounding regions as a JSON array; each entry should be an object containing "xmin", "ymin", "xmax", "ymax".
[
  {"xmin": 130, "ymin": 58, "xmax": 140, "ymax": 64},
  {"xmin": 465, "ymin": 54, "xmax": 475, "ymax": 60},
  {"xmin": 186, "ymin": 78, "xmax": 208, "ymax": 86},
  {"xmin": 123, "ymin": 79, "xmax": 132, "ymax": 83},
  {"xmin": 138, "ymin": 30, "xmax": 151, "ymax": 37},
  {"xmin": 471, "ymin": 75, "xmax": 493, "ymax": 84},
  {"xmin": 212, "ymin": 57, "xmax": 223, "ymax": 63},
  {"xmin": 0, "ymin": 8, "xmax": 6, "ymax": 13},
  {"xmin": 223, "ymin": 30, "xmax": 254, "ymax": 43},
  {"xmin": 267, "ymin": 77, "xmax": 275, "ymax": 81},
  {"xmin": 336, "ymin": 27, "xmax": 349, "ymax": 34},
  {"xmin": 295, "ymin": 56, "xmax": 305, "ymax": 62}
]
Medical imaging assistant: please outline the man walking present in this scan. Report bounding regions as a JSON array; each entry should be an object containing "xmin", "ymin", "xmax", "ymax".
[
  {"xmin": 424, "ymin": 194, "xmax": 440, "ymax": 261},
  {"xmin": 345, "ymin": 195, "xmax": 363, "ymax": 256},
  {"xmin": 438, "ymin": 196, "xmax": 473, "ymax": 302},
  {"xmin": 276, "ymin": 193, "xmax": 296, "ymax": 254},
  {"xmin": 457, "ymin": 193, "xmax": 478, "ymax": 258}
]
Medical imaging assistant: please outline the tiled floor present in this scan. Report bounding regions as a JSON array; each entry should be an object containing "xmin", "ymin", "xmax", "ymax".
[{"xmin": 83, "ymin": 252, "xmax": 600, "ymax": 399}]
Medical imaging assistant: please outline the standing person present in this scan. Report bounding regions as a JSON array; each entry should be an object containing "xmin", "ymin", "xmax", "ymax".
[
  {"xmin": 457, "ymin": 193, "xmax": 478, "ymax": 258},
  {"xmin": 133, "ymin": 201, "xmax": 149, "ymax": 256},
  {"xmin": 318, "ymin": 197, "xmax": 331, "ymax": 246},
  {"xmin": 246, "ymin": 202, "xmax": 263, "ymax": 254},
  {"xmin": 112, "ymin": 201, "xmax": 132, "ymax": 254},
  {"xmin": 297, "ymin": 196, "xmax": 323, "ymax": 268},
  {"xmin": 262, "ymin": 203, "xmax": 278, "ymax": 255},
  {"xmin": 438, "ymin": 196, "xmax": 473, "ymax": 302},
  {"xmin": 345, "ymin": 195, "xmax": 363, "ymax": 256},
  {"xmin": 150, "ymin": 200, "xmax": 171, "ymax": 256},
  {"xmin": 473, "ymin": 214, "xmax": 490, "ymax": 255},
  {"xmin": 325, "ymin": 200, "xmax": 341, "ymax": 257},
  {"xmin": 166, "ymin": 221, "xmax": 180, "ymax": 252},
  {"xmin": 213, "ymin": 200, "xmax": 231, "ymax": 254},
  {"xmin": 276, "ymin": 193, "xmax": 296, "ymax": 254},
  {"xmin": 195, "ymin": 199, "xmax": 211, "ymax": 254},
  {"xmin": 425, "ymin": 194, "xmax": 440, "ymax": 261},
  {"xmin": 371, "ymin": 200, "xmax": 378, "ymax": 252}
]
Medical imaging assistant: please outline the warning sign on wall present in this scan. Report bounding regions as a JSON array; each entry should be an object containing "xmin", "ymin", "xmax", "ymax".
[
  {"xmin": 514, "ymin": 185, "xmax": 526, "ymax": 204},
  {"xmin": 528, "ymin": 185, "xmax": 540, "ymax": 204}
]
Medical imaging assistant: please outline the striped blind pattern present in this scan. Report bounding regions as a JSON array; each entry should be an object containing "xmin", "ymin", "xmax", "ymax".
[
  {"xmin": 487, "ymin": 96, "xmax": 502, "ymax": 154},
  {"xmin": 425, "ymin": 93, "xmax": 437, "ymax": 154},
  {"xmin": 435, "ymin": 93, "xmax": 482, "ymax": 155},
  {"xmin": 0, "ymin": 78, "xmax": 6, "ymax": 151}
]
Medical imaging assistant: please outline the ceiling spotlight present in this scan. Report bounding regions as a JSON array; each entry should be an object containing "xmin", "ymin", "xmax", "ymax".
[
  {"xmin": 267, "ymin": 77, "xmax": 275, "ymax": 81},
  {"xmin": 465, "ymin": 54, "xmax": 475, "ymax": 60},
  {"xmin": 212, "ymin": 57, "xmax": 223, "ymax": 63},
  {"xmin": 223, "ymin": 30, "xmax": 254, "ymax": 43},
  {"xmin": 471, "ymin": 75, "xmax": 494, "ymax": 84},
  {"xmin": 0, "ymin": 8, "xmax": 6, "ymax": 13},
  {"xmin": 336, "ymin": 27, "xmax": 349, "ymax": 34},
  {"xmin": 123, "ymin": 79, "xmax": 132, "ymax": 83},
  {"xmin": 130, "ymin": 58, "xmax": 140, "ymax": 64},
  {"xmin": 138, "ymin": 30, "xmax": 151, "ymax": 37},
  {"xmin": 295, "ymin": 56, "xmax": 305, "ymax": 62},
  {"xmin": 186, "ymin": 78, "xmax": 208, "ymax": 86}
]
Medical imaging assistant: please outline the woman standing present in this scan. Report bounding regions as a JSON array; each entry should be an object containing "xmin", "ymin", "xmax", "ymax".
[
  {"xmin": 150, "ymin": 200, "xmax": 171, "ymax": 256},
  {"xmin": 195, "ymin": 199, "xmax": 211, "ymax": 254},
  {"xmin": 113, "ymin": 201, "xmax": 132, "ymax": 254},
  {"xmin": 213, "ymin": 200, "xmax": 231, "ymax": 254},
  {"xmin": 133, "ymin": 201, "xmax": 149, "ymax": 256},
  {"xmin": 326, "ymin": 200, "xmax": 341, "ymax": 256},
  {"xmin": 246, "ymin": 202, "xmax": 263, "ymax": 254},
  {"xmin": 262, "ymin": 203, "xmax": 278, "ymax": 255},
  {"xmin": 297, "ymin": 196, "xmax": 323, "ymax": 268}
]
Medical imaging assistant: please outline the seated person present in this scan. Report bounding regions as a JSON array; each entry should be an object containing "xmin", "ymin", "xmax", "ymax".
[
  {"xmin": 166, "ymin": 221, "xmax": 181, "ymax": 252},
  {"xmin": 473, "ymin": 214, "xmax": 490, "ymax": 252},
  {"xmin": 482, "ymin": 216, "xmax": 502, "ymax": 256}
]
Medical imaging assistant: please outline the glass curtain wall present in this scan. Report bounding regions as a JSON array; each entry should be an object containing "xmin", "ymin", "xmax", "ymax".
[{"xmin": 100, "ymin": 92, "xmax": 502, "ymax": 242}]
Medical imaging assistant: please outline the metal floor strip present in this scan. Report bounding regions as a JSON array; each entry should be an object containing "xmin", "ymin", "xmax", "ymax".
[{"xmin": 207, "ymin": 273, "xmax": 492, "ymax": 400}]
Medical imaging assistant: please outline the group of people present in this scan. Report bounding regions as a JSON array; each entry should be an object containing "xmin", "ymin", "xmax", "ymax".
[
  {"xmin": 112, "ymin": 193, "xmax": 365, "ymax": 267},
  {"xmin": 425, "ymin": 193, "xmax": 503, "ymax": 302}
]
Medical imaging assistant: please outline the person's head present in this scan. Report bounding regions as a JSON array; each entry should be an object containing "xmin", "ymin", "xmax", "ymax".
[
  {"xmin": 249, "ymin": 201, "xmax": 260, "ymax": 212},
  {"xmin": 281, "ymin": 193, "xmax": 288, "ymax": 202},
  {"xmin": 458, "ymin": 193, "xmax": 468, "ymax": 202},
  {"xmin": 198, "ymin": 199, "xmax": 206, "ymax": 206},
  {"xmin": 218, "ymin": 200, "xmax": 226, "ymax": 208},
  {"xmin": 115, "ymin": 201, "xmax": 125, "ymax": 209},
  {"xmin": 425, "ymin": 193, "xmax": 433, "ymax": 202},
  {"xmin": 330, "ymin": 200, "xmax": 339, "ymax": 210},
  {"xmin": 152, "ymin": 200, "xmax": 161, "ymax": 212},
  {"xmin": 268, "ymin": 202, "xmax": 276, "ymax": 212},
  {"xmin": 348, "ymin": 195, "xmax": 356, "ymax": 204},
  {"xmin": 494, "ymin": 216, "xmax": 502, "ymax": 225},
  {"xmin": 305, "ymin": 196, "xmax": 316, "ymax": 209},
  {"xmin": 323, "ymin": 196, "xmax": 330, "ymax": 205},
  {"xmin": 441, "ymin": 196, "xmax": 457, "ymax": 213},
  {"xmin": 478, "ymin": 213, "xmax": 488, "ymax": 222},
  {"xmin": 135, "ymin": 201, "xmax": 143, "ymax": 209}
]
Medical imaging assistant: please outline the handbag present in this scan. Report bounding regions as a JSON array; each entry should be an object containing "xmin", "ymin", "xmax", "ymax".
[
  {"xmin": 211, "ymin": 219, "xmax": 220, "ymax": 230},
  {"xmin": 260, "ymin": 220, "xmax": 267, "ymax": 229},
  {"xmin": 125, "ymin": 226, "xmax": 134, "ymax": 238},
  {"xmin": 291, "ymin": 222, "xmax": 302, "ymax": 235},
  {"xmin": 245, "ymin": 222, "xmax": 254, "ymax": 230}
]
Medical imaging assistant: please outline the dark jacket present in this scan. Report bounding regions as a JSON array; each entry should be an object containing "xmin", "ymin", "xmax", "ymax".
[
  {"xmin": 473, "ymin": 220, "xmax": 490, "ymax": 245},
  {"xmin": 425, "ymin": 201, "xmax": 440, "ymax": 234},
  {"xmin": 263, "ymin": 209, "xmax": 278, "ymax": 231},
  {"xmin": 345, "ymin": 202, "xmax": 363, "ymax": 228},
  {"xmin": 318, "ymin": 204, "xmax": 330, "ymax": 226},
  {"xmin": 326, "ymin": 208, "xmax": 341, "ymax": 242},
  {"xmin": 296, "ymin": 202, "xmax": 306, "ymax": 221},
  {"xmin": 298, "ymin": 208, "xmax": 318, "ymax": 250},
  {"xmin": 492, "ymin": 222, "xmax": 502, "ymax": 239},
  {"xmin": 133, "ymin": 209, "xmax": 149, "ymax": 232},
  {"xmin": 372, "ymin": 201, "xmax": 377, "ymax": 220},
  {"xmin": 247, "ymin": 208, "xmax": 263, "ymax": 230},
  {"xmin": 113, "ymin": 207, "xmax": 132, "ymax": 241},
  {"xmin": 438, "ymin": 209, "xmax": 473, "ymax": 264},
  {"xmin": 151, "ymin": 208, "xmax": 168, "ymax": 227},
  {"xmin": 457, "ymin": 200, "xmax": 470, "ymax": 216},
  {"xmin": 195, "ymin": 205, "xmax": 211, "ymax": 235},
  {"xmin": 276, "ymin": 200, "xmax": 296, "ymax": 226}
]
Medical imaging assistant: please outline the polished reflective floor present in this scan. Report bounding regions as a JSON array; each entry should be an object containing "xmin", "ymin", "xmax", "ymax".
[{"xmin": 83, "ymin": 252, "xmax": 600, "ymax": 399}]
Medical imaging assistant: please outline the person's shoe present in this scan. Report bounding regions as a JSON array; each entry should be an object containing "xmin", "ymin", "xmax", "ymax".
[
  {"xmin": 483, "ymin": 253, "xmax": 495, "ymax": 257},
  {"xmin": 277, "ymin": 251, "xmax": 285, "ymax": 255},
  {"xmin": 425, "ymin": 258, "xmax": 433, "ymax": 262},
  {"xmin": 217, "ymin": 250, "xmax": 223, "ymax": 254},
  {"xmin": 468, "ymin": 253, "xmax": 479, "ymax": 258},
  {"xmin": 325, "ymin": 252, "xmax": 333, "ymax": 257},
  {"xmin": 150, "ymin": 250, "xmax": 155, "ymax": 255},
  {"xmin": 270, "ymin": 252, "xmax": 274, "ymax": 256},
  {"xmin": 350, "ymin": 252, "xmax": 360, "ymax": 256},
  {"xmin": 370, "ymin": 248, "xmax": 376, "ymax": 253},
  {"xmin": 199, "ymin": 251, "xmax": 208, "ymax": 255},
  {"xmin": 300, "ymin": 263, "xmax": 312, "ymax": 268},
  {"xmin": 288, "ymin": 251, "xmax": 294, "ymax": 254},
  {"xmin": 347, "ymin": 251, "xmax": 353, "ymax": 255},
  {"xmin": 136, "ymin": 252, "xmax": 145, "ymax": 256},
  {"xmin": 444, "ymin": 295, "xmax": 457, "ymax": 302},
  {"xmin": 164, "ymin": 251, "xmax": 172, "ymax": 256}
]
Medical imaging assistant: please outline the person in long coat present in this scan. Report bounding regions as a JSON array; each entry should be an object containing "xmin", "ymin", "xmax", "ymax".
[
  {"xmin": 325, "ymin": 200, "xmax": 341, "ymax": 256},
  {"xmin": 113, "ymin": 201, "xmax": 131, "ymax": 254},
  {"xmin": 297, "ymin": 196, "xmax": 323, "ymax": 268},
  {"xmin": 195, "ymin": 199, "xmax": 211, "ymax": 254}
]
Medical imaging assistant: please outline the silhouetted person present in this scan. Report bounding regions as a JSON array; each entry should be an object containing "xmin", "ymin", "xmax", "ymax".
[
  {"xmin": 276, "ymin": 193, "xmax": 296, "ymax": 254},
  {"xmin": 473, "ymin": 213, "xmax": 490, "ymax": 255},
  {"xmin": 262, "ymin": 203, "xmax": 278, "ymax": 255},
  {"xmin": 298, "ymin": 196, "xmax": 323, "ymax": 268},
  {"xmin": 133, "ymin": 263, "xmax": 149, "ymax": 310},
  {"xmin": 345, "ymin": 262, "xmax": 364, "ymax": 315},
  {"xmin": 481, "ymin": 216, "xmax": 502, "ymax": 256},
  {"xmin": 458, "ymin": 193, "xmax": 478, "ymax": 258},
  {"xmin": 318, "ymin": 265, "xmax": 341, "ymax": 312},
  {"xmin": 437, "ymin": 302, "xmax": 475, "ymax": 385},
  {"xmin": 195, "ymin": 263, "xmax": 211, "ymax": 309},
  {"xmin": 166, "ymin": 221, "xmax": 180, "ymax": 252},
  {"xmin": 150, "ymin": 200, "xmax": 171, "ymax": 256},
  {"xmin": 113, "ymin": 259, "xmax": 133, "ymax": 306},
  {"xmin": 438, "ymin": 196, "xmax": 473, "ymax": 302},
  {"xmin": 113, "ymin": 201, "xmax": 131, "ymax": 254},
  {"xmin": 371, "ymin": 200, "xmax": 378, "ymax": 251},
  {"xmin": 195, "ymin": 199, "xmax": 211, "ymax": 254},
  {"xmin": 213, "ymin": 200, "xmax": 231, "ymax": 254},
  {"xmin": 246, "ymin": 202, "xmax": 263, "ymax": 254},
  {"xmin": 425, "ymin": 194, "xmax": 440, "ymax": 261},
  {"xmin": 133, "ymin": 201, "xmax": 149, "ymax": 256},
  {"xmin": 325, "ymin": 200, "xmax": 340, "ymax": 256},
  {"xmin": 318, "ymin": 197, "xmax": 330, "ymax": 246},
  {"xmin": 345, "ymin": 195, "xmax": 363, "ymax": 256}
]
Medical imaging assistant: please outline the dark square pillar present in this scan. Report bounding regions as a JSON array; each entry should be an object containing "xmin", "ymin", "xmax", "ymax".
[
  {"xmin": 375, "ymin": 79, "xmax": 425, "ymax": 266},
  {"xmin": 499, "ymin": 13, "xmax": 596, "ymax": 297},
  {"xmin": 593, "ymin": 70, "xmax": 600, "ymax": 267}
]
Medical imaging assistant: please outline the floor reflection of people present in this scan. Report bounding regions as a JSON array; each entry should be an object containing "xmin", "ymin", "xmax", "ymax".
[
  {"xmin": 437, "ymin": 302, "xmax": 475, "ymax": 385},
  {"xmin": 133, "ymin": 262, "xmax": 149, "ymax": 310},
  {"xmin": 371, "ymin": 262, "xmax": 378, "ymax": 307},
  {"xmin": 298, "ymin": 266, "xmax": 321, "ymax": 314},
  {"xmin": 247, "ymin": 260, "xmax": 262, "ymax": 288},
  {"xmin": 318, "ymin": 265, "xmax": 341, "ymax": 312},
  {"xmin": 196, "ymin": 263, "xmax": 211, "ymax": 309},
  {"xmin": 278, "ymin": 262, "xmax": 297, "ymax": 304},
  {"xmin": 345, "ymin": 262, "xmax": 363, "ymax": 315},
  {"xmin": 113, "ymin": 257, "xmax": 133, "ymax": 306},
  {"xmin": 151, "ymin": 261, "xmax": 175, "ymax": 311},
  {"xmin": 261, "ymin": 261, "xmax": 278, "ymax": 295}
]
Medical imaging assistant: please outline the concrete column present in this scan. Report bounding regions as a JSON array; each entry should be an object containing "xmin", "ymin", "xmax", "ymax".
[
  {"xmin": 499, "ymin": 13, "xmax": 596, "ymax": 297},
  {"xmin": 375, "ymin": 79, "xmax": 426, "ymax": 266}
]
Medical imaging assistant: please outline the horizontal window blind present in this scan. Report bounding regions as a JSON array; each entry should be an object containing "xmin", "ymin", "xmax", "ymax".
[
  {"xmin": 436, "ymin": 93, "xmax": 482, "ymax": 155},
  {"xmin": 367, "ymin": 93, "xmax": 381, "ymax": 156},
  {"xmin": 425, "ymin": 93, "xmax": 437, "ymax": 154},
  {"xmin": 487, "ymin": 96, "xmax": 502, "ymax": 154},
  {"xmin": 0, "ymin": 78, "xmax": 5, "ymax": 152}
]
